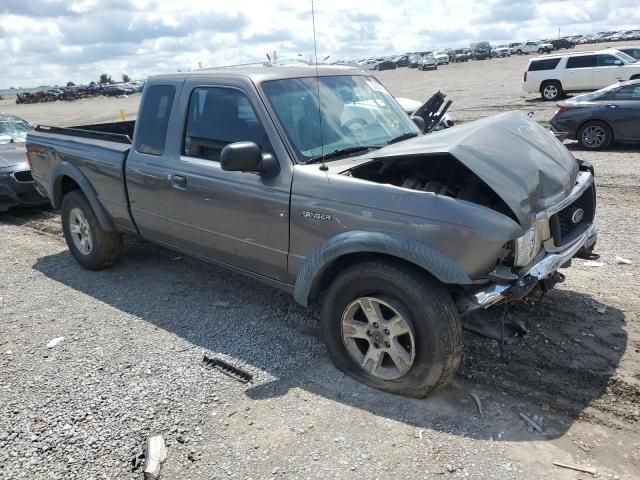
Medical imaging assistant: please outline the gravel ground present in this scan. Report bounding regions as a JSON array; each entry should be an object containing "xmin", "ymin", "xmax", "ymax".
[{"xmin": 1, "ymin": 43, "xmax": 640, "ymax": 478}]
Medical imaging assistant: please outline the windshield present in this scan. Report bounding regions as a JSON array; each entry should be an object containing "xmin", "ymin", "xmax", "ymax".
[
  {"xmin": 261, "ymin": 75, "xmax": 419, "ymax": 163},
  {"xmin": 573, "ymin": 82, "xmax": 626, "ymax": 101},
  {"xmin": 496, "ymin": 44, "xmax": 509, "ymax": 49},
  {"xmin": 0, "ymin": 120, "xmax": 31, "ymax": 143},
  {"xmin": 616, "ymin": 51, "xmax": 637, "ymax": 63}
]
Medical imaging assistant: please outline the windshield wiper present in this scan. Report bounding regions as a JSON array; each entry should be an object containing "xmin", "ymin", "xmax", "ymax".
[
  {"xmin": 306, "ymin": 145, "xmax": 380, "ymax": 164},
  {"xmin": 387, "ymin": 132, "xmax": 420, "ymax": 145}
]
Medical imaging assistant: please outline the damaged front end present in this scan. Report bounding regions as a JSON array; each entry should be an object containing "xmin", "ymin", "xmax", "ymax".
[{"xmin": 340, "ymin": 111, "xmax": 597, "ymax": 315}]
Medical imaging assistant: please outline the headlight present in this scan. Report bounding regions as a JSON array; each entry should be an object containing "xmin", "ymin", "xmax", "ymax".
[{"xmin": 513, "ymin": 227, "xmax": 541, "ymax": 267}]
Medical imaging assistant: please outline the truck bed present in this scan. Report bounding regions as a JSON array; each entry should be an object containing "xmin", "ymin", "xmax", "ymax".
[{"xmin": 27, "ymin": 122, "xmax": 136, "ymax": 233}]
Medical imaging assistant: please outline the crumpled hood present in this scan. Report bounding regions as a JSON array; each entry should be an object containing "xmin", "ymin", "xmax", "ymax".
[
  {"xmin": 333, "ymin": 111, "xmax": 578, "ymax": 225},
  {"xmin": 0, "ymin": 142, "xmax": 27, "ymax": 170}
]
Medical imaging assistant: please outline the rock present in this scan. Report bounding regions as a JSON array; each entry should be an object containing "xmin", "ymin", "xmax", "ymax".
[
  {"xmin": 446, "ymin": 464, "xmax": 455, "ymax": 472},
  {"xmin": 46, "ymin": 337, "xmax": 65, "ymax": 349},
  {"xmin": 615, "ymin": 256, "xmax": 632, "ymax": 265}
]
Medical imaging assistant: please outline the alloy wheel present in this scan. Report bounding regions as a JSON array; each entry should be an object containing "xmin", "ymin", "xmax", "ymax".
[
  {"xmin": 581, "ymin": 125, "xmax": 606, "ymax": 148},
  {"xmin": 69, "ymin": 207, "xmax": 93, "ymax": 255},
  {"xmin": 341, "ymin": 296, "xmax": 416, "ymax": 380}
]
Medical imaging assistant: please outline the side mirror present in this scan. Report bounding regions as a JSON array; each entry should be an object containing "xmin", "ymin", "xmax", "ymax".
[
  {"xmin": 0, "ymin": 134, "xmax": 12, "ymax": 145},
  {"xmin": 220, "ymin": 141, "xmax": 279, "ymax": 177},
  {"xmin": 410, "ymin": 115, "xmax": 426, "ymax": 132},
  {"xmin": 614, "ymin": 60, "xmax": 623, "ymax": 66}
]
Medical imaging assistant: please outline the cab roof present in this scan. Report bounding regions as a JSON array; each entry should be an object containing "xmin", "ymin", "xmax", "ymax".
[{"xmin": 149, "ymin": 65, "xmax": 369, "ymax": 84}]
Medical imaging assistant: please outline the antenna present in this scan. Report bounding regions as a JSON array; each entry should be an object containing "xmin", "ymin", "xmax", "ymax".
[{"xmin": 311, "ymin": 1, "xmax": 327, "ymax": 171}]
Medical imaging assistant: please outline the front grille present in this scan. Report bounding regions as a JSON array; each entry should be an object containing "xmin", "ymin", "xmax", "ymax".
[
  {"xmin": 12, "ymin": 171, "xmax": 33, "ymax": 182},
  {"xmin": 549, "ymin": 183, "xmax": 596, "ymax": 248}
]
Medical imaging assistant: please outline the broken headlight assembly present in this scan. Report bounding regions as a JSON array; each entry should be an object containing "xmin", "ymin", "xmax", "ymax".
[{"xmin": 512, "ymin": 227, "xmax": 542, "ymax": 267}]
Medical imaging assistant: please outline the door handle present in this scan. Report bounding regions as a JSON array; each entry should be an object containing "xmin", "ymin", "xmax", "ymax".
[{"xmin": 170, "ymin": 174, "xmax": 187, "ymax": 189}]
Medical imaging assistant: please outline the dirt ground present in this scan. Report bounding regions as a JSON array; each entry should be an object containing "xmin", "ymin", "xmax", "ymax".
[{"xmin": 1, "ymin": 42, "xmax": 639, "ymax": 479}]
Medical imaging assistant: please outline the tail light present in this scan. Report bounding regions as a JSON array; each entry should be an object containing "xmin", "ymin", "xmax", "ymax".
[
  {"xmin": 556, "ymin": 106, "xmax": 569, "ymax": 114},
  {"xmin": 524, "ymin": 71, "xmax": 527, "ymax": 82}
]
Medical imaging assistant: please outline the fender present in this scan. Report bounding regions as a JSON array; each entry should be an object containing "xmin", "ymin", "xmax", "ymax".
[
  {"xmin": 49, "ymin": 162, "xmax": 116, "ymax": 231},
  {"xmin": 293, "ymin": 230, "xmax": 472, "ymax": 306}
]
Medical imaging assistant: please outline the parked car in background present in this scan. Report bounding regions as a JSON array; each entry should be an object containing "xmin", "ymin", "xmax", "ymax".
[
  {"xmin": 470, "ymin": 42, "xmax": 491, "ymax": 60},
  {"xmin": 432, "ymin": 51, "xmax": 450, "ymax": 65},
  {"xmin": 0, "ymin": 114, "xmax": 49, "ymax": 212},
  {"xmin": 418, "ymin": 55, "xmax": 438, "ymax": 71},
  {"xmin": 492, "ymin": 44, "xmax": 511, "ymax": 57},
  {"xmin": 550, "ymin": 39, "xmax": 575, "ymax": 50},
  {"xmin": 512, "ymin": 41, "xmax": 553, "ymax": 55},
  {"xmin": 408, "ymin": 54, "xmax": 423, "ymax": 68},
  {"xmin": 453, "ymin": 49, "xmax": 469, "ymax": 62},
  {"xmin": 550, "ymin": 79, "xmax": 640, "ymax": 149},
  {"xmin": 618, "ymin": 46, "xmax": 640, "ymax": 61},
  {"xmin": 372, "ymin": 58, "xmax": 397, "ymax": 71},
  {"xmin": 523, "ymin": 49, "xmax": 640, "ymax": 100},
  {"xmin": 391, "ymin": 55, "xmax": 410, "ymax": 67}
]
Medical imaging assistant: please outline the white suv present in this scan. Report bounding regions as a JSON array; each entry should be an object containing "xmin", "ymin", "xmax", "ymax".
[
  {"xmin": 512, "ymin": 41, "xmax": 553, "ymax": 55},
  {"xmin": 523, "ymin": 49, "xmax": 640, "ymax": 100}
]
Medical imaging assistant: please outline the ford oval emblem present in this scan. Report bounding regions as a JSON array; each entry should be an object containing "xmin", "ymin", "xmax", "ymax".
[{"xmin": 571, "ymin": 208, "xmax": 585, "ymax": 224}]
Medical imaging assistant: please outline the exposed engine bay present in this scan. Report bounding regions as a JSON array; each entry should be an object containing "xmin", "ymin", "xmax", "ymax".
[{"xmin": 346, "ymin": 154, "xmax": 517, "ymax": 221}]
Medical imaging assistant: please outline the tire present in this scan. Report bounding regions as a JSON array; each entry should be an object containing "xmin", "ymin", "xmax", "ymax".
[
  {"xmin": 577, "ymin": 121, "xmax": 612, "ymax": 150},
  {"xmin": 538, "ymin": 48, "xmax": 544, "ymax": 54},
  {"xmin": 321, "ymin": 261, "xmax": 462, "ymax": 398},
  {"xmin": 517, "ymin": 49, "xmax": 523, "ymax": 55},
  {"xmin": 61, "ymin": 190, "xmax": 122, "ymax": 270},
  {"xmin": 540, "ymin": 81, "xmax": 562, "ymax": 101}
]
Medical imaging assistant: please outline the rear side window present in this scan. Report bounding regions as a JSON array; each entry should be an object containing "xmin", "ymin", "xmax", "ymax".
[
  {"xmin": 528, "ymin": 58, "xmax": 561, "ymax": 71},
  {"xmin": 136, "ymin": 85, "xmax": 175, "ymax": 156},
  {"xmin": 566, "ymin": 55, "xmax": 596, "ymax": 69}
]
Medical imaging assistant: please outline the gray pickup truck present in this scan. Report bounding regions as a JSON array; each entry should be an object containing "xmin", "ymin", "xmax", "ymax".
[{"xmin": 26, "ymin": 66, "xmax": 597, "ymax": 397}]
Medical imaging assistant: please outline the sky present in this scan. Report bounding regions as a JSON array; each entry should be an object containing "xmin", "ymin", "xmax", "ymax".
[{"xmin": 1, "ymin": 0, "xmax": 639, "ymax": 88}]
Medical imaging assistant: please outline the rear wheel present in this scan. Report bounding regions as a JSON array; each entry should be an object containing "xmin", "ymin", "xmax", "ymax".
[
  {"xmin": 61, "ymin": 190, "xmax": 122, "ymax": 270},
  {"xmin": 540, "ymin": 81, "xmax": 562, "ymax": 101},
  {"xmin": 321, "ymin": 261, "xmax": 462, "ymax": 398},
  {"xmin": 517, "ymin": 49, "xmax": 523, "ymax": 55},
  {"xmin": 578, "ymin": 121, "xmax": 612, "ymax": 150}
]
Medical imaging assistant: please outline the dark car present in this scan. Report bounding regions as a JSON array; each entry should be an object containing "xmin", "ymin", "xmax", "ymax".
[
  {"xmin": 550, "ymin": 39, "xmax": 575, "ymax": 50},
  {"xmin": 390, "ymin": 55, "xmax": 410, "ymax": 67},
  {"xmin": 418, "ymin": 55, "xmax": 437, "ymax": 71},
  {"xmin": 0, "ymin": 114, "xmax": 49, "ymax": 211},
  {"xmin": 470, "ymin": 41, "xmax": 491, "ymax": 60},
  {"xmin": 550, "ymin": 80, "xmax": 640, "ymax": 149},
  {"xmin": 408, "ymin": 54, "xmax": 423, "ymax": 68},
  {"xmin": 372, "ymin": 59, "xmax": 396, "ymax": 71},
  {"xmin": 618, "ymin": 46, "xmax": 640, "ymax": 61}
]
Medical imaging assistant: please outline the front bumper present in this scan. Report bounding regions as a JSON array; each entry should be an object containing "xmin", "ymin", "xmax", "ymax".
[
  {"xmin": 0, "ymin": 171, "xmax": 49, "ymax": 212},
  {"xmin": 457, "ymin": 223, "xmax": 597, "ymax": 315}
]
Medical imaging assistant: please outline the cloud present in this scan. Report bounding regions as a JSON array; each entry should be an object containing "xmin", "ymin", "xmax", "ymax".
[{"xmin": 1, "ymin": 0, "xmax": 639, "ymax": 88}]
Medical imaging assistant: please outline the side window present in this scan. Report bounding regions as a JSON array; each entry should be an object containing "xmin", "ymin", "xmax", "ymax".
[
  {"xmin": 528, "ymin": 58, "xmax": 561, "ymax": 71},
  {"xmin": 613, "ymin": 85, "xmax": 640, "ymax": 100},
  {"xmin": 566, "ymin": 55, "xmax": 596, "ymax": 69},
  {"xmin": 597, "ymin": 54, "xmax": 620, "ymax": 66},
  {"xmin": 136, "ymin": 85, "xmax": 175, "ymax": 156},
  {"xmin": 183, "ymin": 87, "xmax": 267, "ymax": 162}
]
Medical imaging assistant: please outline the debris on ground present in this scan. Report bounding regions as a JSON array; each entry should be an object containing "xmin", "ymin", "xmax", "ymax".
[
  {"xmin": 519, "ymin": 412, "xmax": 543, "ymax": 433},
  {"xmin": 551, "ymin": 459, "xmax": 596, "ymax": 475},
  {"xmin": 615, "ymin": 256, "xmax": 632, "ymax": 265},
  {"xmin": 201, "ymin": 355, "xmax": 253, "ymax": 383},
  {"xmin": 469, "ymin": 392, "xmax": 483, "ymax": 417},
  {"xmin": 213, "ymin": 301, "xmax": 230, "ymax": 308},
  {"xmin": 143, "ymin": 434, "xmax": 167, "ymax": 480},
  {"xmin": 583, "ymin": 260, "xmax": 604, "ymax": 267},
  {"xmin": 45, "ymin": 337, "xmax": 65, "ymax": 349}
]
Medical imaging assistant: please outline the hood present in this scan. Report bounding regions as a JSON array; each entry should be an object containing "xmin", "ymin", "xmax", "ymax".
[
  {"xmin": 0, "ymin": 142, "xmax": 28, "ymax": 170},
  {"xmin": 328, "ymin": 112, "xmax": 578, "ymax": 225}
]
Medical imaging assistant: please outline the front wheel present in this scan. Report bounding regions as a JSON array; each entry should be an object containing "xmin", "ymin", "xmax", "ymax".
[
  {"xmin": 61, "ymin": 190, "xmax": 122, "ymax": 270},
  {"xmin": 321, "ymin": 261, "xmax": 462, "ymax": 398}
]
